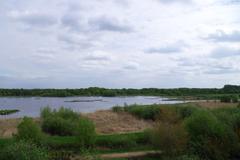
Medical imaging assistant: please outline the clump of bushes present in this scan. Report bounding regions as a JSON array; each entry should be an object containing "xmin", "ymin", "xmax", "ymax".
[
  {"xmin": 0, "ymin": 141, "xmax": 49, "ymax": 160},
  {"xmin": 41, "ymin": 107, "xmax": 96, "ymax": 148},
  {"xmin": 184, "ymin": 110, "xmax": 239, "ymax": 160},
  {"xmin": 150, "ymin": 109, "xmax": 188, "ymax": 156},
  {"xmin": 41, "ymin": 107, "xmax": 80, "ymax": 136},
  {"xmin": 220, "ymin": 95, "xmax": 239, "ymax": 103},
  {"xmin": 113, "ymin": 104, "xmax": 162, "ymax": 120},
  {"xmin": 76, "ymin": 117, "xmax": 96, "ymax": 148},
  {"xmin": 112, "ymin": 103, "xmax": 200, "ymax": 121},
  {"xmin": 15, "ymin": 117, "xmax": 43, "ymax": 144},
  {"xmin": 96, "ymin": 132, "xmax": 150, "ymax": 149}
]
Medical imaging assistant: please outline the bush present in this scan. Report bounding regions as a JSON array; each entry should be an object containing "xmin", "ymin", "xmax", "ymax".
[
  {"xmin": 42, "ymin": 116, "xmax": 76, "ymax": 136},
  {"xmin": 175, "ymin": 106, "xmax": 199, "ymax": 119},
  {"xmin": 76, "ymin": 117, "xmax": 96, "ymax": 148},
  {"xmin": 41, "ymin": 107, "xmax": 79, "ymax": 136},
  {"xmin": 150, "ymin": 109, "xmax": 188, "ymax": 156},
  {"xmin": 15, "ymin": 117, "xmax": 43, "ymax": 144},
  {"xmin": 220, "ymin": 95, "xmax": 238, "ymax": 103},
  {"xmin": 112, "ymin": 106, "xmax": 124, "ymax": 112},
  {"xmin": 96, "ymin": 132, "xmax": 150, "ymax": 149},
  {"xmin": 124, "ymin": 104, "xmax": 161, "ymax": 120},
  {"xmin": 41, "ymin": 107, "xmax": 96, "ymax": 148},
  {"xmin": 237, "ymin": 103, "xmax": 240, "ymax": 108},
  {"xmin": 0, "ymin": 141, "xmax": 49, "ymax": 160},
  {"xmin": 184, "ymin": 110, "xmax": 238, "ymax": 160}
]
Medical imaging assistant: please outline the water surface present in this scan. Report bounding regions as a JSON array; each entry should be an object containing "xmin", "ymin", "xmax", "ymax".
[{"xmin": 0, "ymin": 96, "xmax": 183, "ymax": 118}]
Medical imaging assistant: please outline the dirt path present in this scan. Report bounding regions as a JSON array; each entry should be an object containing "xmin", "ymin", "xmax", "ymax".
[{"xmin": 99, "ymin": 150, "xmax": 162, "ymax": 159}]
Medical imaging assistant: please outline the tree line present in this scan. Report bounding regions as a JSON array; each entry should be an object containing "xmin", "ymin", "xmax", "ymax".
[{"xmin": 0, "ymin": 85, "xmax": 239, "ymax": 97}]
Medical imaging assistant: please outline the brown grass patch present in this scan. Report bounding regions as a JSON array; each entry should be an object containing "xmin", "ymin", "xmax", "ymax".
[
  {"xmin": 85, "ymin": 110, "xmax": 153, "ymax": 134},
  {"xmin": 195, "ymin": 101, "xmax": 238, "ymax": 109},
  {"xmin": 0, "ymin": 110, "xmax": 153, "ymax": 138}
]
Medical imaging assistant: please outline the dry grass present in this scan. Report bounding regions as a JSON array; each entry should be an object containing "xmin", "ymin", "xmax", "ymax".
[
  {"xmin": 0, "ymin": 110, "xmax": 153, "ymax": 138},
  {"xmin": 0, "ymin": 118, "xmax": 20, "ymax": 138},
  {"xmin": 195, "ymin": 101, "xmax": 238, "ymax": 109},
  {"xmin": 85, "ymin": 110, "xmax": 153, "ymax": 134}
]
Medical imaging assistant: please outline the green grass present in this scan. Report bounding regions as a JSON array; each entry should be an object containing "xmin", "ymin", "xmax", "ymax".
[
  {"xmin": 113, "ymin": 103, "xmax": 200, "ymax": 120},
  {"xmin": 0, "ymin": 132, "xmax": 153, "ymax": 156}
]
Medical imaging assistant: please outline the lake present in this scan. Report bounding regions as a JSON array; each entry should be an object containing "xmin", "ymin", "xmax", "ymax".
[{"xmin": 0, "ymin": 96, "xmax": 184, "ymax": 118}]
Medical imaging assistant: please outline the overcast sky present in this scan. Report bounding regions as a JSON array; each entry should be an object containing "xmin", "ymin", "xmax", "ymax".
[{"xmin": 0, "ymin": 0, "xmax": 240, "ymax": 88}]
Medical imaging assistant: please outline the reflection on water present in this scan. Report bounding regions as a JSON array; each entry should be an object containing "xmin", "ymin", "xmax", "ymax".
[{"xmin": 0, "ymin": 96, "xmax": 183, "ymax": 118}]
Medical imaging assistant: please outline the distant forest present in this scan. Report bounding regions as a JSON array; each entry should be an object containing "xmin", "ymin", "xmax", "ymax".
[{"xmin": 0, "ymin": 85, "xmax": 239, "ymax": 98}]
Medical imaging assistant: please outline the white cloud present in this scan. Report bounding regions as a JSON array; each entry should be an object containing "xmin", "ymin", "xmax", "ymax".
[{"xmin": 0, "ymin": 0, "xmax": 240, "ymax": 88}]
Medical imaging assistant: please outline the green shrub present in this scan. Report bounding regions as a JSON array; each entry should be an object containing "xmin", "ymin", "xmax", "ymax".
[
  {"xmin": 175, "ymin": 106, "xmax": 199, "ymax": 119},
  {"xmin": 96, "ymin": 132, "xmax": 150, "ymax": 149},
  {"xmin": 41, "ymin": 107, "xmax": 80, "ymax": 136},
  {"xmin": 219, "ymin": 95, "xmax": 238, "ymax": 103},
  {"xmin": 42, "ymin": 116, "xmax": 76, "ymax": 136},
  {"xmin": 124, "ymin": 104, "xmax": 161, "ymax": 120},
  {"xmin": 151, "ymin": 109, "xmax": 188, "ymax": 156},
  {"xmin": 184, "ymin": 110, "xmax": 238, "ymax": 160},
  {"xmin": 40, "ymin": 107, "xmax": 52, "ymax": 119},
  {"xmin": 232, "ymin": 95, "xmax": 239, "ymax": 103},
  {"xmin": 237, "ymin": 103, "xmax": 240, "ymax": 108},
  {"xmin": 41, "ymin": 107, "xmax": 96, "ymax": 148},
  {"xmin": 76, "ymin": 117, "xmax": 96, "ymax": 148},
  {"xmin": 220, "ymin": 95, "xmax": 232, "ymax": 103},
  {"xmin": 15, "ymin": 117, "xmax": 43, "ymax": 144},
  {"xmin": 0, "ymin": 141, "xmax": 49, "ymax": 160},
  {"xmin": 112, "ymin": 106, "xmax": 124, "ymax": 112}
]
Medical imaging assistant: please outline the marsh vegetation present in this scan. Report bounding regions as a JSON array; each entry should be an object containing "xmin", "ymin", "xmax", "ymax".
[{"xmin": 1, "ymin": 102, "xmax": 240, "ymax": 159}]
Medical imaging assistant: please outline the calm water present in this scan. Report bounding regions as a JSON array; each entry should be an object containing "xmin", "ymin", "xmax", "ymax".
[{"xmin": 0, "ymin": 96, "xmax": 183, "ymax": 118}]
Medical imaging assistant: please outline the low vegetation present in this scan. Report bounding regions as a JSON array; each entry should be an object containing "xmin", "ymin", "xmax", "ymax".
[
  {"xmin": 0, "ymin": 141, "xmax": 49, "ymax": 160},
  {"xmin": 2, "ymin": 103, "xmax": 240, "ymax": 159},
  {"xmin": 0, "ymin": 109, "xmax": 19, "ymax": 115}
]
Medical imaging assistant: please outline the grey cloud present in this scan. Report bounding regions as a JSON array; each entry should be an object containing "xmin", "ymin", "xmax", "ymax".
[
  {"xmin": 36, "ymin": 48, "xmax": 56, "ymax": 54},
  {"xmin": 83, "ymin": 52, "xmax": 112, "ymax": 61},
  {"xmin": 88, "ymin": 16, "xmax": 133, "ymax": 33},
  {"xmin": 10, "ymin": 11, "xmax": 57, "ymax": 27},
  {"xmin": 61, "ymin": 14, "xmax": 85, "ymax": 32},
  {"xmin": 123, "ymin": 62, "xmax": 140, "ymax": 70},
  {"xmin": 114, "ymin": 0, "xmax": 129, "ymax": 6},
  {"xmin": 206, "ymin": 30, "xmax": 240, "ymax": 42},
  {"xmin": 204, "ymin": 68, "xmax": 240, "ymax": 75},
  {"xmin": 211, "ymin": 47, "xmax": 240, "ymax": 58},
  {"xmin": 145, "ymin": 41, "xmax": 186, "ymax": 54},
  {"xmin": 57, "ymin": 34, "xmax": 93, "ymax": 49},
  {"xmin": 61, "ymin": 14, "xmax": 133, "ymax": 33},
  {"xmin": 157, "ymin": 0, "xmax": 192, "ymax": 4}
]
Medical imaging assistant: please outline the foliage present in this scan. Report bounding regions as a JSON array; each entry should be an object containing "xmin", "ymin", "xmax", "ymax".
[
  {"xmin": 41, "ymin": 107, "xmax": 80, "ymax": 136},
  {"xmin": 15, "ymin": 117, "xmax": 43, "ymax": 144},
  {"xmin": 220, "ymin": 95, "xmax": 239, "ymax": 103},
  {"xmin": 50, "ymin": 151, "xmax": 73, "ymax": 160},
  {"xmin": 0, "ymin": 141, "xmax": 49, "ymax": 160},
  {"xmin": 184, "ymin": 110, "xmax": 239, "ymax": 160},
  {"xmin": 1, "ymin": 85, "xmax": 240, "ymax": 97},
  {"xmin": 96, "ymin": 132, "xmax": 150, "ymax": 149},
  {"xmin": 150, "ymin": 109, "xmax": 188, "ymax": 156},
  {"xmin": 76, "ymin": 117, "xmax": 96, "ymax": 148},
  {"xmin": 120, "ymin": 104, "xmax": 161, "ymax": 120},
  {"xmin": 41, "ymin": 107, "xmax": 96, "ymax": 148},
  {"xmin": 113, "ymin": 103, "xmax": 199, "ymax": 121}
]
